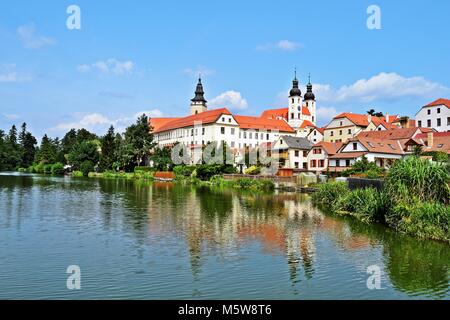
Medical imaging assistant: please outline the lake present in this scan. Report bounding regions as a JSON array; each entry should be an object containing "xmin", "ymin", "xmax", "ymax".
[{"xmin": 0, "ymin": 173, "xmax": 448, "ymax": 300}]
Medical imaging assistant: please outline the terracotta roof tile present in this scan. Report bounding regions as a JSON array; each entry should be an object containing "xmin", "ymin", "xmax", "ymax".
[
  {"xmin": 234, "ymin": 115, "xmax": 295, "ymax": 132},
  {"xmin": 425, "ymin": 98, "xmax": 450, "ymax": 109},
  {"xmin": 313, "ymin": 141, "xmax": 342, "ymax": 155},
  {"xmin": 153, "ymin": 108, "xmax": 231, "ymax": 133}
]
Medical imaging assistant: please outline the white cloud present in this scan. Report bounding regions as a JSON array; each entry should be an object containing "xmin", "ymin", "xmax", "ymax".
[
  {"xmin": 17, "ymin": 24, "xmax": 56, "ymax": 49},
  {"xmin": 0, "ymin": 64, "xmax": 31, "ymax": 82},
  {"xmin": 277, "ymin": 40, "xmax": 301, "ymax": 51},
  {"xmin": 209, "ymin": 91, "xmax": 248, "ymax": 110},
  {"xmin": 183, "ymin": 66, "xmax": 215, "ymax": 77},
  {"xmin": 3, "ymin": 114, "xmax": 20, "ymax": 120},
  {"xmin": 51, "ymin": 109, "xmax": 164, "ymax": 134},
  {"xmin": 316, "ymin": 72, "xmax": 450, "ymax": 104},
  {"xmin": 257, "ymin": 40, "xmax": 301, "ymax": 51},
  {"xmin": 316, "ymin": 107, "xmax": 339, "ymax": 126},
  {"xmin": 77, "ymin": 59, "xmax": 135, "ymax": 75}
]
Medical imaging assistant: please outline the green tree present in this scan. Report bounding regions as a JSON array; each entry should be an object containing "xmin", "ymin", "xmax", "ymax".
[
  {"xmin": 3, "ymin": 125, "xmax": 22, "ymax": 170},
  {"xmin": 99, "ymin": 126, "xmax": 116, "ymax": 172},
  {"xmin": 124, "ymin": 114, "xmax": 156, "ymax": 167},
  {"xmin": 35, "ymin": 134, "xmax": 58, "ymax": 164},
  {"xmin": 67, "ymin": 140, "xmax": 100, "ymax": 171},
  {"xmin": 59, "ymin": 129, "xmax": 78, "ymax": 164},
  {"xmin": 151, "ymin": 146, "xmax": 173, "ymax": 171},
  {"xmin": 367, "ymin": 109, "xmax": 384, "ymax": 117},
  {"xmin": 18, "ymin": 123, "xmax": 37, "ymax": 167}
]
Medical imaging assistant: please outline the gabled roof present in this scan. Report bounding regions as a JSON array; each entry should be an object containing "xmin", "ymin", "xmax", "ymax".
[
  {"xmin": 357, "ymin": 127, "xmax": 421, "ymax": 140},
  {"xmin": 415, "ymin": 132, "xmax": 450, "ymax": 154},
  {"xmin": 332, "ymin": 113, "xmax": 383, "ymax": 127},
  {"xmin": 329, "ymin": 152, "xmax": 367, "ymax": 159},
  {"xmin": 150, "ymin": 117, "xmax": 180, "ymax": 132},
  {"xmin": 425, "ymin": 98, "xmax": 450, "ymax": 109},
  {"xmin": 312, "ymin": 141, "xmax": 342, "ymax": 155},
  {"xmin": 354, "ymin": 137, "xmax": 405, "ymax": 155},
  {"xmin": 153, "ymin": 108, "xmax": 231, "ymax": 133},
  {"xmin": 234, "ymin": 115, "xmax": 295, "ymax": 132},
  {"xmin": 299, "ymin": 120, "xmax": 316, "ymax": 129},
  {"xmin": 302, "ymin": 107, "xmax": 311, "ymax": 116},
  {"xmin": 260, "ymin": 108, "xmax": 288, "ymax": 119},
  {"xmin": 279, "ymin": 135, "xmax": 313, "ymax": 150}
]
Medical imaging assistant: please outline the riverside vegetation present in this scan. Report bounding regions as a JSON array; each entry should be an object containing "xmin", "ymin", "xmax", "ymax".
[{"xmin": 312, "ymin": 156, "xmax": 450, "ymax": 243}]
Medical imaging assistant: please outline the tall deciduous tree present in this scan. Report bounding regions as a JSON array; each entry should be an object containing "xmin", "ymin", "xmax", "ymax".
[{"xmin": 124, "ymin": 114, "xmax": 156, "ymax": 168}]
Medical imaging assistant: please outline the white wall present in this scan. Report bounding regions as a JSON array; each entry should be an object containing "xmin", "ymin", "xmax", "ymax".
[{"xmin": 415, "ymin": 105, "xmax": 450, "ymax": 132}]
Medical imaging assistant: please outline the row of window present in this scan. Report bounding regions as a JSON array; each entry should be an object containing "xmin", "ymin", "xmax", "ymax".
[
  {"xmin": 329, "ymin": 128, "xmax": 352, "ymax": 137},
  {"xmin": 417, "ymin": 117, "xmax": 450, "ymax": 128},
  {"xmin": 426, "ymin": 108, "xmax": 442, "ymax": 115},
  {"xmin": 310, "ymin": 160, "xmax": 326, "ymax": 168}
]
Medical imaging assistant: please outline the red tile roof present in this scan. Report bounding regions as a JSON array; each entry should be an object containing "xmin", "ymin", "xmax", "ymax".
[
  {"xmin": 302, "ymin": 107, "xmax": 311, "ymax": 116},
  {"xmin": 234, "ymin": 115, "xmax": 295, "ymax": 132},
  {"xmin": 357, "ymin": 127, "xmax": 421, "ymax": 140},
  {"xmin": 415, "ymin": 131, "xmax": 450, "ymax": 139},
  {"xmin": 150, "ymin": 117, "xmax": 180, "ymax": 132},
  {"xmin": 353, "ymin": 137, "xmax": 405, "ymax": 155},
  {"xmin": 425, "ymin": 98, "xmax": 450, "ymax": 109},
  {"xmin": 329, "ymin": 152, "xmax": 367, "ymax": 159},
  {"xmin": 313, "ymin": 141, "xmax": 342, "ymax": 155},
  {"xmin": 299, "ymin": 120, "xmax": 316, "ymax": 128},
  {"xmin": 333, "ymin": 113, "xmax": 385, "ymax": 127},
  {"xmin": 153, "ymin": 108, "xmax": 231, "ymax": 133},
  {"xmin": 260, "ymin": 108, "xmax": 288, "ymax": 119},
  {"xmin": 260, "ymin": 106, "xmax": 311, "ymax": 118}
]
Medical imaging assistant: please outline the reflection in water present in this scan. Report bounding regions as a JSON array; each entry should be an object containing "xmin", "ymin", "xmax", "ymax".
[{"xmin": 0, "ymin": 173, "xmax": 449, "ymax": 299}]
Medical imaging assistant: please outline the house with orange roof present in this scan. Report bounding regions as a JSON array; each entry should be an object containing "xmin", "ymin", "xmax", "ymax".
[
  {"xmin": 307, "ymin": 141, "xmax": 342, "ymax": 173},
  {"xmin": 415, "ymin": 131, "xmax": 450, "ymax": 155},
  {"xmin": 415, "ymin": 98, "xmax": 450, "ymax": 132},
  {"xmin": 323, "ymin": 113, "xmax": 386, "ymax": 143},
  {"xmin": 150, "ymin": 75, "xmax": 318, "ymax": 165},
  {"xmin": 327, "ymin": 132, "xmax": 423, "ymax": 172}
]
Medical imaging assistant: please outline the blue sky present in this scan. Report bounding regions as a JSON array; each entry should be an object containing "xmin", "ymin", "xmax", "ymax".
[{"xmin": 1, "ymin": 0, "xmax": 449, "ymax": 139}]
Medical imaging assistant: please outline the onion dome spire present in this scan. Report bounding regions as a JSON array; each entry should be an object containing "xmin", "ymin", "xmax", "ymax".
[
  {"xmin": 191, "ymin": 76, "xmax": 207, "ymax": 103},
  {"xmin": 289, "ymin": 69, "xmax": 301, "ymax": 97},
  {"xmin": 304, "ymin": 73, "xmax": 315, "ymax": 101}
]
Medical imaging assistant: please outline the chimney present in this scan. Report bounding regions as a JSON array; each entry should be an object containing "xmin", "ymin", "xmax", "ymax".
[
  {"xmin": 367, "ymin": 114, "xmax": 372, "ymax": 123},
  {"xmin": 385, "ymin": 114, "xmax": 389, "ymax": 123},
  {"xmin": 427, "ymin": 132, "xmax": 434, "ymax": 148}
]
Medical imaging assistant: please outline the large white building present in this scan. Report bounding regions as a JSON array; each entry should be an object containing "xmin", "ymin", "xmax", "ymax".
[
  {"xmin": 151, "ymin": 75, "xmax": 317, "ymax": 163},
  {"xmin": 415, "ymin": 98, "xmax": 450, "ymax": 132}
]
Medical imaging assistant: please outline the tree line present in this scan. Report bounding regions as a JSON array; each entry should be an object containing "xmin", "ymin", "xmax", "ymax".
[{"xmin": 0, "ymin": 114, "xmax": 158, "ymax": 175}]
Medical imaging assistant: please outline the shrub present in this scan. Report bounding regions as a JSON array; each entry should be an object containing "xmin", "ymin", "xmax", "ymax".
[
  {"xmin": 51, "ymin": 163, "xmax": 65, "ymax": 175},
  {"xmin": 34, "ymin": 163, "xmax": 45, "ymax": 174},
  {"xmin": 334, "ymin": 188, "xmax": 389, "ymax": 223},
  {"xmin": 134, "ymin": 166, "xmax": 154, "ymax": 173},
  {"xmin": 173, "ymin": 165, "xmax": 197, "ymax": 178},
  {"xmin": 311, "ymin": 181, "xmax": 349, "ymax": 207},
  {"xmin": 244, "ymin": 166, "xmax": 261, "ymax": 175},
  {"xmin": 80, "ymin": 160, "xmax": 95, "ymax": 177},
  {"xmin": 385, "ymin": 156, "xmax": 450, "ymax": 204},
  {"xmin": 27, "ymin": 165, "xmax": 36, "ymax": 173},
  {"xmin": 17, "ymin": 168, "xmax": 27, "ymax": 173},
  {"xmin": 196, "ymin": 164, "xmax": 236, "ymax": 181},
  {"xmin": 388, "ymin": 200, "xmax": 450, "ymax": 242},
  {"xmin": 44, "ymin": 164, "xmax": 53, "ymax": 174},
  {"xmin": 72, "ymin": 171, "xmax": 83, "ymax": 178}
]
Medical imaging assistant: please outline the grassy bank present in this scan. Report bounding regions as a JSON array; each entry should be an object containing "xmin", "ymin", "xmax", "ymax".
[
  {"xmin": 312, "ymin": 157, "xmax": 450, "ymax": 243},
  {"xmin": 85, "ymin": 170, "xmax": 155, "ymax": 180}
]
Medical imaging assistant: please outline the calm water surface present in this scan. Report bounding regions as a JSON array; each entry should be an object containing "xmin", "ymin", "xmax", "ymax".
[{"xmin": 0, "ymin": 173, "xmax": 449, "ymax": 300}]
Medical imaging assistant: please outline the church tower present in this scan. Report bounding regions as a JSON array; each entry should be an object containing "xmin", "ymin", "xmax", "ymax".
[
  {"xmin": 190, "ymin": 77, "xmax": 207, "ymax": 115},
  {"xmin": 304, "ymin": 74, "xmax": 316, "ymax": 124},
  {"xmin": 288, "ymin": 71, "xmax": 303, "ymax": 129}
]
